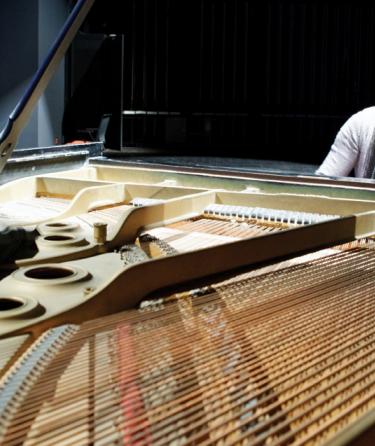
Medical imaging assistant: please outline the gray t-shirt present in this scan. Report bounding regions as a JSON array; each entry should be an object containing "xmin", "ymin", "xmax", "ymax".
[{"xmin": 317, "ymin": 107, "xmax": 375, "ymax": 178}]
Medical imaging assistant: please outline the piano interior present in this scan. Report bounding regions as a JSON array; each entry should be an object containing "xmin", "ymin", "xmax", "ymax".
[{"xmin": 0, "ymin": 163, "xmax": 375, "ymax": 446}]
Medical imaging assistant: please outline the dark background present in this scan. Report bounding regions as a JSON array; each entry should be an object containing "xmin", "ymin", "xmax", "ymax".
[{"xmin": 63, "ymin": 0, "xmax": 375, "ymax": 165}]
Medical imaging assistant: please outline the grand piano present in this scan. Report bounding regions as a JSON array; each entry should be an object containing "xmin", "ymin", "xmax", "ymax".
[{"xmin": 1, "ymin": 1, "xmax": 375, "ymax": 445}]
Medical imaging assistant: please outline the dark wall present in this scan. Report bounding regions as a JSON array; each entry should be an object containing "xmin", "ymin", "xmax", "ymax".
[
  {"xmin": 0, "ymin": 0, "xmax": 68, "ymax": 149},
  {"xmin": 0, "ymin": 0, "xmax": 39, "ymax": 147},
  {"xmin": 66, "ymin": 0, "xmax": 375, "ymax": 163}
]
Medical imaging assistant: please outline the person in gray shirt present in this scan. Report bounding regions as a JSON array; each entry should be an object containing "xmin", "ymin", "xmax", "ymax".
[{"xmin": 317, "ymin": 107, "xmax": 375, "ymax": 178}]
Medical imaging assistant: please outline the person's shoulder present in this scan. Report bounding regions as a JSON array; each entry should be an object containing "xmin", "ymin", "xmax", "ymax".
[
  {"xmin": 349, "ymin": 106, "xmax": 375, "ymax": 122},
  {"xmin": 340, "ymin": 107, "xmax": 375, "ymax": 136}
]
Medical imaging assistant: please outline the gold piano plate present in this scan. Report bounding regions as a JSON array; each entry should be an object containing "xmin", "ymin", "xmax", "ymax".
[{"xmin": 0, "ymin": 164, "xmax": 375, "ymax": 445}]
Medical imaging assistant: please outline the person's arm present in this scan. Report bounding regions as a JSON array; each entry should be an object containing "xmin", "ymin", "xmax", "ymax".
[{"xmin": 316, "ymin": 115, "xmax": 360, "ymax": 177}]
